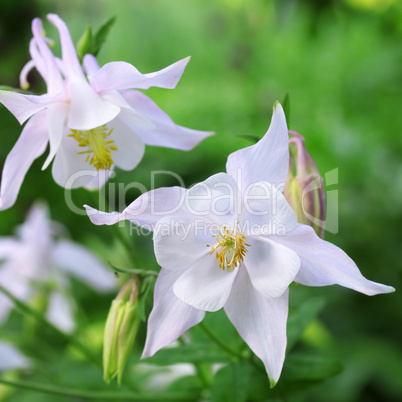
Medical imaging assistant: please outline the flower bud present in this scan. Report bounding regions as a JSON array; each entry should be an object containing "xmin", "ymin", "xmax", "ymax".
[
  {"xmin": 284, "ymin": 131, "xmax": 325, "ymax": 238},
  {"xmin": 103, "ymin": 278, "xmax": 139, "ymax": 384}
]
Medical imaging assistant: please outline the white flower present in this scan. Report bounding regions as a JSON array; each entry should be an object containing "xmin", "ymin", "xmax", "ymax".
[
  {"xmin": 0, "ymin": 342, "xmax": 29, "ymax": 371},
  {"xmin": 0, "ymin": 14, "xmax": 212, "ymax": 210},
  {"xmin": 85, "ymin": 102, "xmax": 394, "ymax": 385},
  {"xmin": 0, "ymin": 203, "xmax": 116, "ymax": 332}
]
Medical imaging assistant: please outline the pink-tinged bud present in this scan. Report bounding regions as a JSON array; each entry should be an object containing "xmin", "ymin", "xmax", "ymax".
[
  {"xmin": 103, "ymin": 278, "xmax": 139, "ymax": 385},
  {"xmin": 284, "ymin": 131, "xmax": 325, "ymax": 238}
]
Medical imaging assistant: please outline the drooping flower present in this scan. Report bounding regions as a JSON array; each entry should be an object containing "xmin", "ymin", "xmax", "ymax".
[
  {"xmin": 85, "ymin": 102, "xmax": 394, "ymax": 385},
  {"xmin": 0, "ymin": 14, "xmax": 212, "ymax": 210},
  {"xmin": 0, "ymin": 203, "xmax": 116, "ymax": 332},
  {"xmin": 0, "ymin": 341, "xmax": 29, "ymax": 372}
]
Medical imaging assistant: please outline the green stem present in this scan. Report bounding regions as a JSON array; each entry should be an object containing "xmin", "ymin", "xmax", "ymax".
[
  {"xmin": 111, "ymin": 224, "xmax": 139, "ymax": 265},
  {"xmin": 0, "ymin": 285, "xmax": 101, "ymax": 367},
  {"xmin": 0, "ymin": 378, "xmax": 195, "ymax": 401},
  {"xmin": 198, "ymin": 321, "xmax": 244, "ymax": 360},
  {"xmin": 198, "ymin": 321, "xmax": 265, "ymax": 373}
]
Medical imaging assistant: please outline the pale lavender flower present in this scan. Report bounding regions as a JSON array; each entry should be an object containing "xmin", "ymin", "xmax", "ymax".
[
  {"xmin": 0, "ymin": 14, "xmax": 212, "ymax": 210},
  {"xmin": 0, "ymin": 203, "xmax": 116, "ymax": 332},
  {"xmin": 0, "ymin": 342, "xmax": 29, "ymax": 371},
  {"xmin": 85, "ymin": 102, "xmax": 394, "ymax": 385}
]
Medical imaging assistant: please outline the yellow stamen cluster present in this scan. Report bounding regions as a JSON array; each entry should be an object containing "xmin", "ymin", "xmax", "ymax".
[
  {"xmin": 69, "ymin": 125, "xmax": 118, "ymax": 170},
  {"xmin": 207, "ymin": 223, "xmax": 250, "ymax": 271}
]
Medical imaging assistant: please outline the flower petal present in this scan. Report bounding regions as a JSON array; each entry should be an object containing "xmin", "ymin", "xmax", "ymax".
[
  {"xmin": 108, "ymin": 115, "xmax": 145, "ymax": 170},
  {"xmin": 67, "ymin": 81, "xmax": 121, "ymax": 130},
  {"xmin": 244, "ymin": 236, "xmax": 300, "ymax": 299},
  {"xmin": 224, "ymin": 268, "xmax": 289, "ymax": 385},
  {"xmin": 239, "ymin": 181, "xmax": 297, "ymax": 236},
  {"xmin": 226, "ymin": 102, "xmax": 289, "ymax": 188},
  {"xmin": 0, "ymin": 111, "xmax": 48, "ymax": 210},
  {"xmin": 272, "ymin": 224, "xmax": 395, "ymax": 295},
  {"xmin": 0, "ymin": 91, "xmax": 50, "ymax": 125},
  {"xmin": 0, "ymin": 342, "xmax": 29, "ymax": 371},
  {"xmin": 32, "ymin": 18, "xmax": 64, "ymax": 94},
  {"xmin": 184, "ymin": 172, "xmax": 239, "ymax": 226},
  {"xmin": 142, "ymin": 268, "xmax": 205, "ymax": 358},
  {"xmin": 85, "ymin": 186, "xmax": 186, "ymax": 227},
  {"xmin": 42, "ymin": 102, "xmax": 69, "ymax": 170},
  {"xmin": 51, "ymin": 131, "xmax": 97, "ymax": 189},
  {"xmin": 154, "ymin": 216, "xmax": 210, "ymax": 271},
  {"xmin": 173, "ymin": 254, "xmax": 238, "ymax": 312},
  {"xmin": 88, "ymin": 57, "xmax": 190, "ymax": 93},
  {"xmin": 52, "ymin": 240, "xmax": 117, "ymax": 292},
  {"xmin": 47, "ymin": 14, "xmax": 84, "ymax": 81},
  {"xmin": 46, "ymin": 291, "xmax": 76, "ymax": 333},
  {"xmin": 120, "ymin": 90, "xmax": 213, "ymax": 150}
]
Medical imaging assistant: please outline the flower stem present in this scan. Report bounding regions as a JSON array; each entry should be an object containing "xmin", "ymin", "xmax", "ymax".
[
  {"xmin": 198, "ymin": 321, "xmax": 244, "ymax": 360},
  {"xmin": 198, "ymin": 321, "xmax": 265, "ymax": 373},
  {"xmin": 0, "ymin": 377, "xmax": 195, "ymax": 401}
]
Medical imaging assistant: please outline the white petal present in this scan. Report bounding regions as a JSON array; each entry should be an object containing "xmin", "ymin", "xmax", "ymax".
[
  {"xmin": 83, "ymin": 169, "xmax": 114, "ymax": 190},
  {"xmin": 108, "ymin": 116, "xmax": 145, "ymax": 171},
  {"xmin": 67, "ymin": 81, "xmax": 121, "ymax": 130},
  {"xmin": 239, "ymin": 181, "xmax": 297, "ymax": 236},
  {"xmin": 52, "ymin": 240, "xmax": 116, "ymax": 292},
  {"xmin": 184, "ymin": 173, "xmax": 239, "ymax": 226},
  {"xmin": 0, "ymin": 111, "xmax": 48, "ymax": 211},
  {"xmin": 47, "ymin": 14, "xmax": 85, "ymax": 81},
  {"xmin": 244, "ymin": 236, "xmax": 300, "ymax": 299},
  {"xmin": 121, "ymin": 90, "xmax": 213, "ymax": 150},
  {"xmin": 31, "ymin": 18, "xmax": 64, "ymax": 94},
  {"xmin": 142, "ymin": 268, "xmax": 205, "ymax": 358},
  {"xmin": 224, "ymin": 268, "xmax": 289, "ymax": 385},
  {"xmin": 46, "ymin": 291, "xmax": 76, "ymax": 333},
  {"xmin": 173, "ymin": 254, "xmax": 238, "ymax": 312},
  {"xmin": 226, "ymin": 102, "xmax": 289, "ymax": 188},
  {"xmin": 83, "ymin": 54, "xmax": 100, "ymax": 76},
  {"xmin": 51, "ymin": 132, "xmax": 97, "ymax": 189},
  {"xmin": 0, "ymin": 90, "xmax": 50, "ymax": 125},
  {"xmin": 88, "ymin": 57, "xmax": 190, "ymax": 93},
  {"xmin": 272, "ymin": 224, "xmax": 395, "ymax": 295},
  {"xmin": 85, "ymin": 186, "xmax": 186, "ymax": 227},
  {"xmin": 0, "ymin": 342, "xmax": 29, "ymax": 371},
  {"xmin": 42, "ymin": 102, "xmax": 69, "ymax": 170},
  {"xmin": 154, "ymin": 215, "xmax": 210, "ymax": 271}
]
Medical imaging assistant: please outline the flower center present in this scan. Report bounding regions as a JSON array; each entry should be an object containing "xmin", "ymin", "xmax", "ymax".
[
  {"xmin": 69, "ymin": 125, "xmax": 118, "ymax": 170},
  {"xmin": 207, "ymin": 223, "xmax": 250, "ymax": 271}
]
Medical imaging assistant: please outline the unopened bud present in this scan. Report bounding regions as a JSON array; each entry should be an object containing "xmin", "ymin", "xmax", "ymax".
[
  {"xmin": 103, "ymin": 278, "xmax": 139, "ymax": 385},
  {"xmin": 284, "ymin": 131, "xmax": 325, "ymax": 238}
]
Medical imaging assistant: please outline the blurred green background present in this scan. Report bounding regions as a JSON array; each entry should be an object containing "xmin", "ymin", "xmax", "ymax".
[{"xmin": 0, "ymin": 0, "xmax": 401, "ymax": 401}]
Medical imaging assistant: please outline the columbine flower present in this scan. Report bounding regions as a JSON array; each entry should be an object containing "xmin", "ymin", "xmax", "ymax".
[
  {"xmin": 85, "ymin": 102, "xmax": 394, "ymax": 385},
  {"xmin": 0, "ymin": 14, "xmax": 212, "ymax": 210},
  {"xmin": 0, "ymin": 342, "xmax": 29, "ymax": 371},
  {"xmin": 0, "ymin": 203, "xmax": 116, "ymax": 332}
]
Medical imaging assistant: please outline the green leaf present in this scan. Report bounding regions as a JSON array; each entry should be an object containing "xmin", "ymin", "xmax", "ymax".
[
  {"xmin": 93, "ymin": 17, "xmax": 117, "ymax": 55},
  {"xmin": 211, "ymin": 362, "xmax": 252, "ymax": 402},
  {"xmin": 146, "ymin": 343, "xmax": 231, "ymax": 365},
  {"xmin": 282, "ymin": 91, "xmax": 291, "ymax": 128},
  {"xmin": 282, "ymin": 353, "xmax": 343, "ymax": 383},
  {"xmin": 287, "ymin": 296, "xmax": 326, "ymax": 351},
  {"xmin": 76, "ymin": 25, "xmax": 94, "ymax": 63}
]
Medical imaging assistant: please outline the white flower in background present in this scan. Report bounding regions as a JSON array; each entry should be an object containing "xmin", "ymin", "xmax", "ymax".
[
  {"xmin": 86, "ymin": 103, "xmax": 394, "ymax": 385},
  {"xmin": 0, "ymin": 14, "xmax": 212, "ymax": 210},
  {"xmin": 0, "ymin": 203, "xmax": 116, "ymax": 333},
  {"xmin": 0, "ymin": 341, "xmax": 29, "ymax": 371}
]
